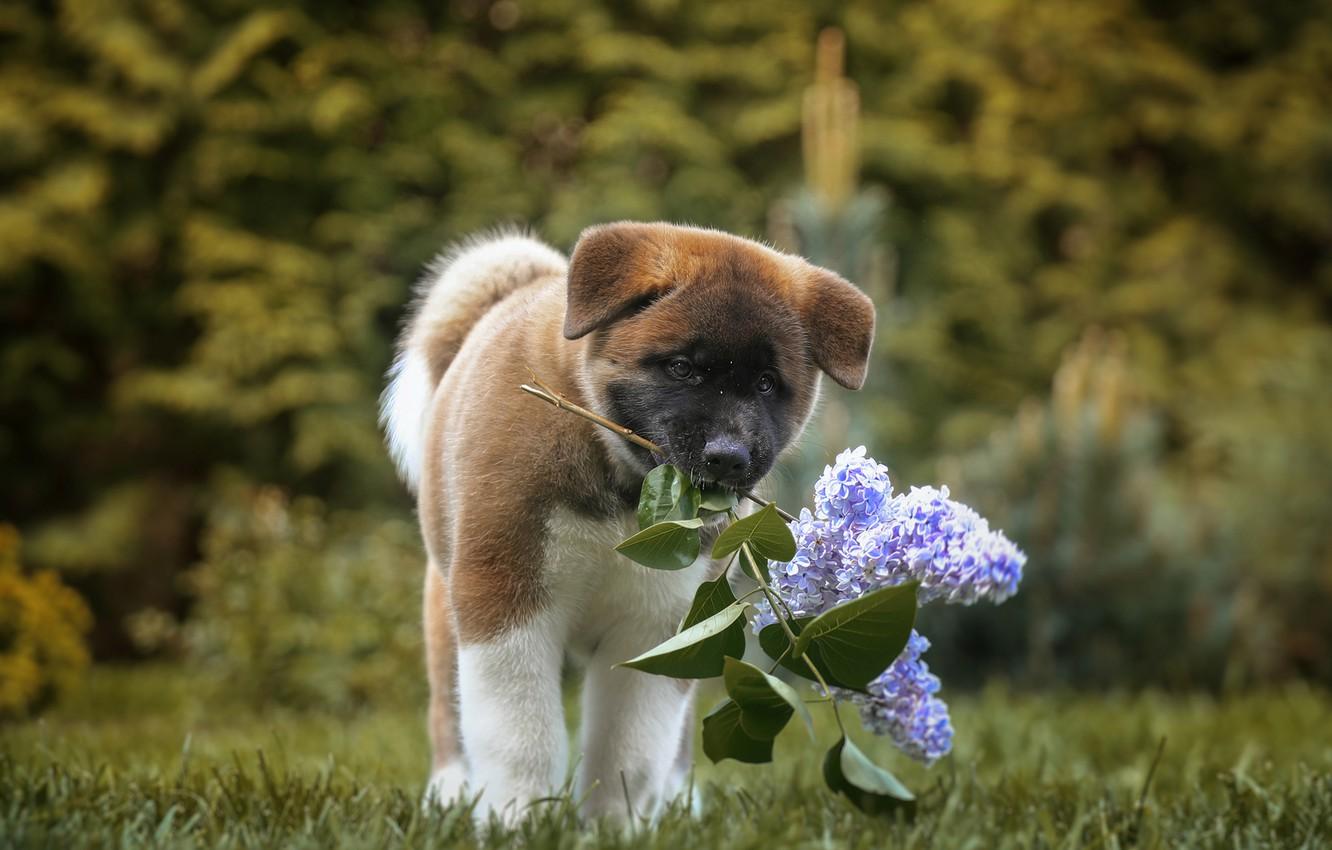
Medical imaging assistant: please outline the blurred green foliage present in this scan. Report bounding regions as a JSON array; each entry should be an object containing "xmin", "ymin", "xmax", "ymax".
[
  {"xmin": 925, "ymin": 331, "xmax": 1235, "ymax": 688},
  {"xmin": 166, "ymin": 480, "xmax": 424, "ymax": 711},
  {"xmin": 0, "ymin": 0, "xmax": 1328, "ymax": 699}
]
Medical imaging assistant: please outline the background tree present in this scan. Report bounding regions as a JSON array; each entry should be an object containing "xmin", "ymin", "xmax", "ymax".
[{"xmin": 1, "ymin": 0, "xmax": 1327, "ymax": 697}]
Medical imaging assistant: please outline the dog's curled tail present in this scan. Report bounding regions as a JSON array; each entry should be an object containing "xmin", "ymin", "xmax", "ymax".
[{"xmin": 381, "ymin": 231, "xmax": 568, "ymax": 490}]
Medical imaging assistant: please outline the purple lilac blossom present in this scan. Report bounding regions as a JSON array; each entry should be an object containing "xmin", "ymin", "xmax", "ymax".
[
  {"xmin": 762, "ymin": 447, "xmax": 1025, "ymax": 616},
  {"xmin": 850, "ymin": 484, "xmax": 1025, "ymax": 605},
  {"xmin": 813, "ymin": 445, "xmax": 892, "ymax": 533},
  {"xmin": 847, "ymin": 631, "xmax": 953, "ymax": 764},
  {"xmin": 750, "ymin": 447, "xmax": 1024, "ymax": 763}
]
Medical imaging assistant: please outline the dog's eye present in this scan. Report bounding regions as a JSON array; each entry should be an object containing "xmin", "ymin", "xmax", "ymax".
[
  {"xmin": 756, "ymin": 372, "xmax": 777, "ymax": 395},
  {"xmin": 666, "ymin": 357, "xmax": 693, "ymax": 380}
]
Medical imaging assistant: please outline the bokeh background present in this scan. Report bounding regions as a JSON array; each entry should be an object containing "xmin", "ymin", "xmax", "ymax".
[{"xmin": 2, "ymin": 0, "xmax": 1329, "ymax": 720}]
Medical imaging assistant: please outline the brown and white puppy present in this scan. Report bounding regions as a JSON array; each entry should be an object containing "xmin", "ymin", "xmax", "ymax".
[{"xmin": 382, "ymin": 222, "xmax": 874, "ymax": 823}]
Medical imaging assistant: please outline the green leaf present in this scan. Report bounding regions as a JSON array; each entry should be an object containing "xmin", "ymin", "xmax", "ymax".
[
  {"xmin": 637, "ymin": 464, "xmax": 701, "ymax": 530},
  {"xmin": 681, "ymin": 573, "xmax": 737, "ymax": 630},
  {"xmin": 697, "ymin": 487, "xmax": 739, "ymax": 514},
  {"xmin": 823, "ymin": 736, "xmax": 916, "ymax": 816},
  {"xmin": 711, "ymin": 503, "xmax": 796, "ymax": 561},
  {"xmin": 615, "ymin": 517, "xmax": 705, "ymax": 571},
  {"xmin": 757, "ymin": 612, "xmax": 900, "ymax": 693},
  {"xmin": 758, "ymin": 617, "xmax": 819, "ymax": 681},
  {"xmin": 701, "ymin": 699, "xmax": 774, "ymax": 764},
  {"xmin": 759, "ymin": 616, "xmax": 859, "ymax": 691},
  {"xmin": 618, "ymin": 602, "xmax": 746, "ymax": 678},
  {"xmin": 722, "ymin": 657, "xmax": 814, "ymax": 740},
  {"xmin": 793, "ymin": 582, "xmax": 919, "ymax": 690}
]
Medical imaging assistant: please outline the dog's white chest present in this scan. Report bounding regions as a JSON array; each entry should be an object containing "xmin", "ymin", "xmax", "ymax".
[{"xmin": 544, "ymin": 508, "xmax": 719, "ymax": 655}]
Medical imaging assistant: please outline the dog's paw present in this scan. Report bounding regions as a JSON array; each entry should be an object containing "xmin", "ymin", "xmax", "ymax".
[
  {"xmin": 673, "ymin": 782, "xmax": 704, "ymax": 819},
  {"xmin": 421, "ymin": 762, "xmax": 469, "ymax": 812}
]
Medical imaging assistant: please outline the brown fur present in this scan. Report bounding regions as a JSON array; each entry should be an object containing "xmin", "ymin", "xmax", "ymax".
[
  {"xmin": 420, "ymin": 279, "xmax": 619, "ymax": 643},
  {"xmin": 423, "ymin": 565, "xmax": 461, "ymax": 770},
  {"xmin": 799, "ymin": 266, "xmax": 876, "ymax": 390}
]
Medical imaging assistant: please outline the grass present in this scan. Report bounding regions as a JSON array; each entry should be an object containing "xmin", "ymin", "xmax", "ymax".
[{"xmin": 1, "ymin": 666, "xmax": 1330, "ymax": 849}]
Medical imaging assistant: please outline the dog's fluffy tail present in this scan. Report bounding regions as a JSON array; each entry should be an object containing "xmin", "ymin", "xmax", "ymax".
[{"xmin": 381, "ymin": 231, "xmax": 568, "ymax": 490}]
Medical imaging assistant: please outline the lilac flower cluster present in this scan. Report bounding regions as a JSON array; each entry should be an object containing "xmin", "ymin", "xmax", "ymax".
[
  {"xmin": 762, "ymin": 447, "xmax": 1025, "ymax": 618},
  {"xmin": 753, "ymin": 447, "xmax": 1025, "ymax": 763},
  {"xmin": 850, "ymin": 631, "xmax": 953, "ymax": 764}
]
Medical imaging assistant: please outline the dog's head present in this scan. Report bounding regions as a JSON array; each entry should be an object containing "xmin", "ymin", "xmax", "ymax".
[{"xmin": 565, "ymin": 222, "xmax": 875, "ymax": 492}]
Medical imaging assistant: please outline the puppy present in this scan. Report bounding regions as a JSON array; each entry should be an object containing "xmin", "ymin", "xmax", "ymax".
[{"xmin": 382, "ymin": 222, "xmax": 875, "ymax": 823}]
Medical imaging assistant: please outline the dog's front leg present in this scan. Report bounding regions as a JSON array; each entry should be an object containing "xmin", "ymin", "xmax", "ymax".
[
  {"xmin": 577, "ymin": 620, "xmax": 695, "ymax": 823},
  {"xmin": 456, "ymin": 606, "xmax": 568, "ymax": 824}
]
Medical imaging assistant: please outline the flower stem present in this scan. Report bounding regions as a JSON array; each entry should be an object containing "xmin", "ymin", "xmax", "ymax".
[
  {"xmin": 738, "ymin": 543, "xmax": 799, "ymax": 645},
  {"xmin": 739, "ymin": 540, "xmax": 845, "ymax": 733},
  {"xmin": 735, "ymin": 587, "xmax": 767, "ymax": 604}
]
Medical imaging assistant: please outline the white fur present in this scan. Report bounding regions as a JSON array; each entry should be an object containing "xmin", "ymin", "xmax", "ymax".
[
  {"xmin": 453, "ymin": 508, "xmax": 719, "ymax": 824},
  {"xmin": 457, "ymin": 611, "xmax": 569, "ymax": 824},
  {"xmin": 380, "ymin": 232, "xmax": 567, "ymax": 490},
  {"xmin": 577, "ymin": 625, "xmax": 694, "ymax": 820},
  {"xmin": 422, "ymin": 762, "xmax": 468, "ymax": 810},
  {"xmin": 381, "ymin": 351, "xmax": 433, "ymax": 491}
]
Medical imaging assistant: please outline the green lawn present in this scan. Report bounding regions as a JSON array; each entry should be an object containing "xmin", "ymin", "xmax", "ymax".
[{"xmin": 2, "ymin": 666, "xmax": 1329, "ymax": 848}]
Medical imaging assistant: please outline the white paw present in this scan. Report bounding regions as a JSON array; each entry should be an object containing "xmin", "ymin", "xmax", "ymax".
[
  {"xmin": 421, "ymin": 762, "xmax": 469, "ymax": 812},
  {"xmin": 676, "ymin": 782, "xmax": 704, "ymax": 818},
  {"xmin": 474, "ymin": 795, "xmax": 532, "ymax": 829}
]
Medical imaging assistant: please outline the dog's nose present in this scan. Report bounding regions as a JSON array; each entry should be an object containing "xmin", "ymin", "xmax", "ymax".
[{"xmin": 703, "ymin": 438, "xmax": 751, "ymax": 481}]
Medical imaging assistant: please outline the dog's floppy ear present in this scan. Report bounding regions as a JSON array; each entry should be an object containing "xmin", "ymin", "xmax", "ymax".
[
  {"xmin": 564, "ymin": 222, "xmax": 671, "ymax": 339},
  {"xmin": 802, "ymin": 267, "xmax": 876, "ymax": 390}
]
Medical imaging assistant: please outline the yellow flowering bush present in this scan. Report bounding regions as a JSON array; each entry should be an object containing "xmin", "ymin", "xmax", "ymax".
[{"xmin": 0, "ymin": 525, "xmax": 92, "ymax": 718}]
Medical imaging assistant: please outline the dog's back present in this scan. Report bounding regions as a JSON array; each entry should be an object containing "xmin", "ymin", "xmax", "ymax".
[{"xmin": 380, "ymin": 232, "xmax": 567, "ymax": 489}]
